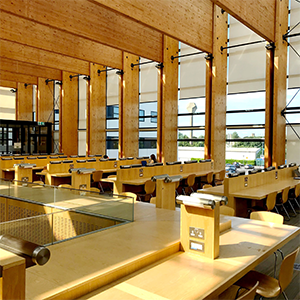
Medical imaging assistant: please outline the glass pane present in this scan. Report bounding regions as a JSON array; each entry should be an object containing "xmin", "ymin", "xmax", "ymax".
[
  {"xmin": 226, "ymin": 112, "xmax": 265, "ymax": 125},
  {"xmin": 178, "ymin": 115, "xmax": 205, "ymax": 127}
]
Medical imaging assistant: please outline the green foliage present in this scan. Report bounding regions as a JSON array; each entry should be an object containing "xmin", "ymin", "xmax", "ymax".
[
  {"xmin": 178, "ymin": 132, "xmax": 204, "ymax": 147},
  {"xmin": 229, "ymin": 131, "xmax": 264, "ymax": 148},
  {"xmin": 225, "ymin": 159, "xmax": 256, "ymax": 165}
]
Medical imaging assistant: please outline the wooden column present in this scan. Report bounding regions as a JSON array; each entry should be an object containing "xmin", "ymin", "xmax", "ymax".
[
  {"xmin": 210, "ymin": 6, "xmax": 228, "ymax": 171},
  {"xmin": 60, "ymin": 71, "xmax": 78, "ymax": 155},
  {"xmin": 157, "ymin": 35, "xmax": 179, "ymax": 163},
  {"xmin": 264, "ymin": 45, "xmax": 275, "ymax": 168},
  {"xmin": 272, "ymin": 0, "xmax": 289, "ymax": 167},
  {"xmin": 119, "ymin": 52, "xmax": 139, "ymax": 158},
  {"xmin": 16, "ymin": 82, "xmax": 33, "ymax": 121},
  {"xmin": 37, "ymin": 77, "xmax": 53, "ymax": 123},
  {"xmin": 87, "ymin": 63, "xmax": 106, "ymax": 155},
  {"xmin": 205, "ymin": 55, "xmax": 213, "ymax": 159}
]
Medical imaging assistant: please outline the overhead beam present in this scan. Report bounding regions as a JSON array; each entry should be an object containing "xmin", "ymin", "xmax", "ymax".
[
  {"xmin": 0, "ymin": 57, "xmax": 62, "ymax": 81},
  {"xmin": 0, "ymin": 10, "xmax": 122, "ymax": 70},
  {"xmin": 92, "ymin": 0, "xmax": 213, "ymax": 53},
  {"xmin": 0, "ymin": 39, "xmax": 90, "ymax": 75},
  {"xmin": 0, "ymin": 80, "xmax": 17, "ymax": 89},
  {"xmin": 212, "ymin": 0, "xmax": 275, "ymax": 42},
  {"xmin": 0, "ymin": 0, "xmax": 163, "ymax": 62},
  {"xmin": 0, "ymin": 70, "xmax": 37, "ymax": 85}
]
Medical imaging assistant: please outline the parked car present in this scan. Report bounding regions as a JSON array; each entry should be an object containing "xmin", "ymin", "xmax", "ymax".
[
  {"xmin": 226, "ymin": 165, "xmax": 237, "ymax": 174},
  {"xmin": 233, "ymin": 162, "xmax": 244, "ymax": 168},
  {"xmin": 244, "ymin": 164, "xmax": 254, "ymax": 169}
]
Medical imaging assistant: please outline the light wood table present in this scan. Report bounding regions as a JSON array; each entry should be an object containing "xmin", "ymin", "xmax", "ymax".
[
  {"xmin": 83, "ymin": 216, "xmax": 300, "ymax": 300},
  {"xmin": 198, "ymin": 184, "xmax": 225, "ymax": 196}
]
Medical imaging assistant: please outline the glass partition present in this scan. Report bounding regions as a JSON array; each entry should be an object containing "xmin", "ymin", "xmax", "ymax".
[{"xmin": 0, "ymin": 179, "xmax": 134, "ymax": 245}]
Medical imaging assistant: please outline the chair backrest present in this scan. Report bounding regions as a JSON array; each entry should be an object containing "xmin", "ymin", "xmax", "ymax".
[
  {"xmin": 88, "ymin": 187, "xmax": 100, "ymax": 193},
  {"xmin": 58, "ymin": 184, "xmax": 72, "ymax": 189},
  {"xmin": 203, "ymin": 184, "xmax": 212, "ymax": 189},
  {"xmin": 295, "ymin": 183, "xmax": 300, "ymax": 198},
  {"xmin": 220, "ymin": 205, "xmax": 235, "ymax": 216},
  {"xmin": 250, "ymin": 211, "xmax": 284, "ymax": 224},
  {"xmin": 144, "ymin": 180, "xmax": 156, "ymax": 194},
  {"xmin": 278, "ymin": 248, "xmax": 299, "ymax": 292},
  {"xmin": 150, "ymin": 196, "xmax": 156, "ymax": 204},
  {"xmin": 236, "ymin": 281, "xmax": 259, "ymax": 300},
  {"xmin": 281, "ymin": 186, "xmax": 290, "ymax": 204},
  {"xmin": 33, "ymin": 181, "xmax": 44, "ymax": 185},
  {"xmin": 187, "ymin": 174, "xmax": 196, "ymax": 187},
  {"xmin": 218, "ymin": 170, "xmax": 226, "ymax": 181},
  {"xmin": 120, "ymin": 192, "xmax": 137, "ymax": 201},
  {"xmin": 206, "ymin": 171, "xmax": 213, "ymax": 184},
  {"xmin": 92, "ymin": 170, "xmax": 103, "ymax": 182},
  {"xmin": 266, "ymin": 191, "xmax": 277, "ymax": 211}
]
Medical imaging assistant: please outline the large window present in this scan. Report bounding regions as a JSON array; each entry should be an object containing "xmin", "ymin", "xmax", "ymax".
[
  {"xmin": 177, "ymin": 42, "xmax": 206, "ymax": 161},
  {"xmin": 225, "ymin": 16, "xmax": 266, "ymax": 164},
  {"xmin": 106, "ymin": 70, "xmax": 119, "ymax": 158},
  {"xmin": 138, "ymin": 57, "xmax": 158, "ymax": 157}
]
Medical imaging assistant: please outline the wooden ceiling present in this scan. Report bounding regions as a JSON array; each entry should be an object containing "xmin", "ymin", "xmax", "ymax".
[{"xmin": 0, "ymin": 0, "xmax": 276, "ymax": 87}]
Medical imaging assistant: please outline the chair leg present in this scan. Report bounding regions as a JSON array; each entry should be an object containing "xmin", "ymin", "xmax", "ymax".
[
  {"xmin": 98, "ymin": 182, "xmax": 104, "ymax": 193},
  {"xmin": 294, "ymin": 197, "xmax": 300, "ymax": 209},
  {"xmin": 274, "ymin": 205, "xmax": 280, "ymax": 215},
  {"xmin": 282, "ymin": 291, "xmax": 289, "ymax": 300},
  {"xmin": 288, "ymin": 200, "xmax": 297, "ymax": 216},
  {"xmin": 273, "ymin": 251, "xmax": 278, "ymax": 278},
  {"xmin": 282, "ymin": 204, "xmax": 291, "ymax": 221}
]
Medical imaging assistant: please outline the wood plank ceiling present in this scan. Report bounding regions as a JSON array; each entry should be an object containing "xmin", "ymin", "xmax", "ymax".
[{"xmin": 0, "ymin": 0, "xmax": 276, "ymax": 86}]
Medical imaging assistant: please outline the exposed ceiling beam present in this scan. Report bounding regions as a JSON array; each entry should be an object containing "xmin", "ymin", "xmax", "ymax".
[
  {"xmin": 0, "ymin": 39, "xmax": 90, "ymax": 75},
  {"xmin": 0, "ymin": 70, "xmax": 37, "ymax": 85},
  {"xmin": 0, "ymin": 0, "xmax": 163, "ymax": 62},
  {"xmin": 91, "ymin": 0, "xmax": 213, "ymax": 53},
  {"xmin": 211, "ymin": 0, "xmax": 275, "ymax": 42},
  {"xmin": 0, "ymin": 10, "xmax": 123, "ymax": 70},
  {"xmin": 0, "ymin": 79, "xmax": 17, "ymax": 89},
  {"xmin": 0, "ymin": 57, "xmax": 62, "ymax": 81}
]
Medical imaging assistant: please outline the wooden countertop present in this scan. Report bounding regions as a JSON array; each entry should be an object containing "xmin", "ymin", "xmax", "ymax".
[
  {"xmin": 197, "ymin": 185, "xmax": 224, "ymax": 196},
  {"xmin": 25, "ymin": 202, "xmax": 181, "ymax": 300},
  {"xmin": 83, "ymin": 216, "xmax": 300, "ymax": 300}
]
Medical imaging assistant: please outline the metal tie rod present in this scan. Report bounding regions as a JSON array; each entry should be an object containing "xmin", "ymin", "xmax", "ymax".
[
  {"xmin": 221, "ymin": 39, "xmax": 265, "ymax": 51},
  {"xmin": 171, "ymin": 51, "xmax": 205, "ymax": 60}
]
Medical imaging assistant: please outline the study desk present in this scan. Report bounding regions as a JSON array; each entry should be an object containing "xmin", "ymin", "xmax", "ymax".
[
  {"xmin": 63, "ymin": 213, "xmax": 299, "ymax": 300},
  {"xmin": 198, "ymin": 177, "xmax": 300, "ymax": 217}
]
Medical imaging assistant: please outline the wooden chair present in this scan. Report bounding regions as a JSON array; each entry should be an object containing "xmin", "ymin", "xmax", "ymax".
[
  {"xmin": 275, "ymin": 187, "xmax": 292, "ymax": 220},
  {"xmin": 289, "ymin": 183, "xmax": 300, "ymax": 209},
  {"xmin": 136, "ymin": 180, "xmax": 156, "ymax": 202},
  {"xmin": 220, "ymin": 205, "xmax": 235, "ymax": 216},
  {"xmin": 236, "ymin": 281, "xmax": 259, "ymax": 300},
  {"xmin": 87, "ymin": 187, "xmax": 100, "ymax": 193},
  {"xmin": 150, "ymin": 196, "xmax": 156, "ymax": 204},
  {"xmin": 119, "ymin": 192, "xmax": 137, "ymax": 202},
  {"xmin": 32, "ymin": 181, "xmax": 44, "ymax": 185},
  {"xmin": 248, "ymin": 191, "xmax": 277, "ymax": 214},
  {"xmin": 58, "ymin": 184, "xmax": 72, "ymax": 189},
  {"xmin": 183, "ymin": 174, "xmax": 196, "ymax": 195},
  {"xmin": 250, "ymin": 211, "xmax": 284, "ymax": 224},
  {"xmin": 92, "ymin": 170, "xmax": 104, "ymax": 193},
  {"xmin": 235, "ymin": 248, "xmax": 299, "ymax": 300},
  {"xmin": 202, "ymin": 184, "xmax": 212, "ymax": 189},
  {"xmin": 215, "ymin": 170, "xmax": 225, "ymax": 186}
]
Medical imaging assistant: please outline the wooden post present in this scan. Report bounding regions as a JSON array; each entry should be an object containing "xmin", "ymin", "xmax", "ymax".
[
  {"xmin": 61, "ymin": 71, "xmax": 78, "ymax": 155},
  {"xmin": 0, "ymin": 248, "xmax": 26, "ymax": 300},
  {"xmin": 14, "ymin": 165, "xmax": 33, "ymax": 184},
  {"xmin": 180, "ymin": 202, "xmax": 220, "ymax": 259},
  {"xmin": 210, "ymin": 6, "xmax": 228, "ymax": 171},
  {"xmin": 37, "ymin": 77, "xmax": 53, "ymax": 123},
  {"xmin": 87, "ymin": 63, "xmax": 106, "ymax": 155},
  {"xmin": 272, "ymin": 0, "xmax": 289, "ymax": 167},
  {"xmin": 119, "ymin": 52, "xmax": 139, "ymax": 158},
  {"xmin": 155, "ymin": 179, "xmax": 176, "ymax": 210},
  {"xmin": 205, "ymin": 55, "xmax": 213, "ymax": 159},
  {"xmin": 71, "ymin": 171, "xmax": 91, "ymax": 190},
  {"xmin": 157, "ymin": 35, "xmax": 179, "ymax": 163},
  {"xmin": 264, "ymin": 45, "xmax": 275, "ymax": 168},
  {"xmin": 16, "ymin": 82, "xmax": 33, "ymax": 121}
]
